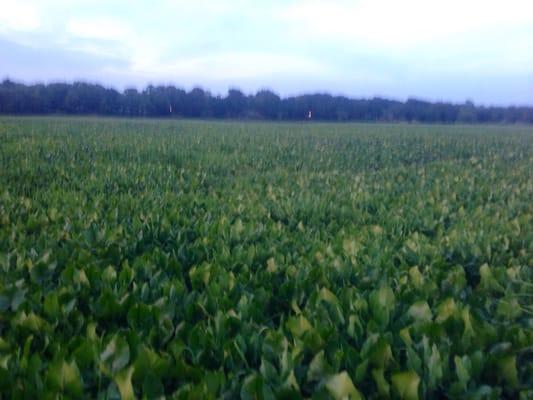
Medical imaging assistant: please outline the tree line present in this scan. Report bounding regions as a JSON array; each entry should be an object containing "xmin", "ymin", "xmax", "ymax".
[{"xmin": 1, "ymin": 79, "xmax": 532, "ymax": 123}]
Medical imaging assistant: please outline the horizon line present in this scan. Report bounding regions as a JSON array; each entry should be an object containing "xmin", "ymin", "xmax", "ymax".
[{"xmin": 3, "ymin": 76, "xmax": 532, "ymax": 109}]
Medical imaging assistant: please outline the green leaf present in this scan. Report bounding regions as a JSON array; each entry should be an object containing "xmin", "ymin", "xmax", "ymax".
[
  {"xmin": 114, "ymin": 365, "xmax": 135, "ymax": 400},
  {"xmin": 231, "ymin": 218, "xmax": 244, "ymax": 239},
  {"xmin": 435, "ymin": 298, "xmax": 456, "ymax": 323},
  {"xmin": 408, "ymin": 266, "xmax": 424, "ymax": 288},
  {"xmin": 427, "ymin": 345, "xmax": 443, "ymax": 390},
  {"xmin": 391, "ymin": 371, "xmax": 420, "ymax": 400},
  {"xmin": 461, "ymin": 307, "xmax": 475, "ymax": 344},
  {"xmin": 319, "ymin": 287, "xmax": 339, "ymax": 304},
  {"xmin": 10, "ymin": 288, "xmax": 26, "ymax": 311},
  {"xmin": 370, "ymin": 340, "xmax": 393, "ymax": 369},
  {"xmin": 189, "ymin": 263, "xmax": 212, "ymax": 287},
  {"xmin": 133, "ymin": 344, "xmax": 170, "ymax": 382},
  {"xmin": 46, "ymin": 359, "xmax": 83, "ymax": 397},
  {"xmin": 266, "ymin": 257, "xmax": 277, "ymax": 273},
  {"xmin": 370, "ymin": 286, "xmax": 395, "ymax": 327},
  {"xmin": 0, "ymin": 337, "xmax": 9, "ymax": 352},
  {"xmin": 407, "ymin": 301, "xmax": 432, "ymax": 322},
  {"xmin": 496, "ymin": 298, "xmax": 522, "ymax": 320},
  {"xmin": 286, "ymin": 315, "xmax": 312, "ymax": 338},
  {"xmin": 283, "ymin": 370, "xmax": 300, "ymax": 392},
  {"xmin": 405, "ymin": 347, "xmax": 422, "ymax": 375},
  {"xmin": 325, "ymin": 371, "xmax": 363, "ymax": 400},
  {"xmin": 73, "ymin": 338, "xmax": 97, "ymax": 369},
  {"xmin": 12, "ymin": 311, "xmax": 48, "ymax": 333},
  {"xmin": 260, "ymin": 358, "xmax": 278, "ymax": 383},
  {"xmin": 101, "ymin": 335, "xmax": 130, "ymax": 374},
  {"xmin": 44, "ymin": 292, "xmax": 60, "ymax": 319},
  {"xmin": 497, "ymin": 356, "xmax": 518, "ymax": 388},
  {"xmin": 399, "ymin": 328, "xmax": 413, "ymax": 347},
  {"xmin": 454, "ymin": 355, "xmax": 471, "ymax": 391},
  {"xmin": 343, "ymin": 238, "xmax": 361, "ymax": 257},
  {"xmin": 371, "ymin": 368, "xmax": 390, "ymax": 397},
  {"xmin": 355, "ymin": 360, "xmax": 368, "ymax": 383},
  {"xmin": 142, "ymin": 372, "xmax": 164, "ymax": 399},
  {"xmin": 241, "ymin": 373, "xmax": 274, "ymax": 400},
  {"xmin": 478, "ymin": 264, "xmax": 503, "ymax": 292},
  {"xmin": 307, "ymin": 350, "xmax": 329, "ymax": 382},
  {"xmin": 102, "ymin": 265, "xmax": 117, "ymax": 282}
]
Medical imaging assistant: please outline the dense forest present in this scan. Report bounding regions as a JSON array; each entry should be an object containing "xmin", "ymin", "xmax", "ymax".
[{"xmin": 1, "ymin": 79, "xmax": 532, "ymax": 123}]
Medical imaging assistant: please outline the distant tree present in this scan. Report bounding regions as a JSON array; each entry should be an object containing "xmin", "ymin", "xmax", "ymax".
[
  {"xmin": 226, "ymin": 89, "xmax": 247, "ymax": 118},
  {"xmin": 457, "ymin": 102, "xmax": 477, "ymax": 123},
  {"xmin": 0, "ymin": 79, "xmax": 532, "ymax": 123},
  {"xmin": 186, "ymin": 88, "xmax": 209, "ymax": 117},
  {"xmin": 123, "ymin": 88, "xmax": 141, "ymax": 116},
  {"xmin": 253, "ymin": 90, "xmax": 281, "ymax": 119}
]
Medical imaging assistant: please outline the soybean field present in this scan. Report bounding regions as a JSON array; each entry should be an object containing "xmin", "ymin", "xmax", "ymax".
[{"xmin": 0, "ymin": 117, "xmax": 532, "ymax": 399}]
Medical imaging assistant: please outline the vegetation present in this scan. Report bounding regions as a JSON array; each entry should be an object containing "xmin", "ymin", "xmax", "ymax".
[
  {"xmin": 0, "ymin": 117, "xmax": 532, "ymax": 399},
  {"xmin": 1, "ymin": 80, "xmax": 533, "ymax": 123}
]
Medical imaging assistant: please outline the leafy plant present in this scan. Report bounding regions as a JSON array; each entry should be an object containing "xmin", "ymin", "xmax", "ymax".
[{"xmin": 0, "ymin": 117, "xmax": 531, "ymax": 398}]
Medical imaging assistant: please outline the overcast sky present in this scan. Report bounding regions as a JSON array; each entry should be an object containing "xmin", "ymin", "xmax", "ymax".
[{"xmin": 1, "ymin": 0, "xmax": 532, "ymax": 105}]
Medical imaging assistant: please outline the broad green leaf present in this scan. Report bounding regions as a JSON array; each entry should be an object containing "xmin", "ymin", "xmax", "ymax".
[
  {"xmin": 0, "ymin": 337, "xmax": 9, "ymax": 352},
  {"xmin": 427, "ymin": 345, "xmax": 443, "ymax": 390},
  {"xmin": 461, "ymin": 307, "xmax": 475, "ymax": 344},
  {"xmin": 319, "ymin": 287, "xmax": 339, "ymax": 304},
  {"xmin": 408, "ymin": 266, "xmax": 424, "ymax": 288},
  {"xmin": 12, "ymin": 311, "xmax": 47, "ymax": 333},
  {"xmin": 43, "ymin": 293, "xmax": 60, "ymax": 319},
  {"xmin": 405, "ymin": 347, "xmax": 422, "ymax": 374},
  {"xmin": 497, "ymin": 356, "xmax": 518, "ymax": 388},
  {"xmin": 284, "ymin": 370, "xmax": 300, "ymax": 391},
  {"xmin": 435, "ymin": 298, "xmax": 456, "ymax": 323},
  {"xmin": 370, "ymin": 340, "xmax": 393, "ymax": 368},
  {"xmin": 370, "ymin": 286, "xmax": 395, "ymax": 327},
  {"xmin": 260, "ymin": 358, "xmax": 278, "ymax": 383},
  {"xmin": 325, "ymin": 371, "xmax": 363, "ymax": 400},
  {"xmin": 266, "ymin": 257, "xmax": 277, "ymax": 273},
  {"xmin": 371, "ymin": 225, "xmax": 383, "ymax": 235},
  {"xmin": 391, "ymin": 371, "xmax": 420, "ymax": 400},
  {"xmin": 189, "ymin": 263, "xmax": 212, "ymax": 287},
  {"xmin": 102, "ymin": 265, "xmax": 117, "ymax": 282},
  {"xmin": 454, "ymin": 355, "xmax": 471, "ymax": 391},
  {"xmin": 355, "ymin": 359, "xmax": 368, "ymax": 383},
  {"xmin": 343, "ymin": 238, "xmax": 361, "ymax": 257},
  {"xmin": 241, "ymin": 373, "xmax": 274, "ymax": 400},
  {"xmin": 399, "ymin": 328, "xmax": 413, "ymax": 347},
  {"xmin": 231, "ymin": 219, "xmax": 244, "ymax": 238},
  {"xmin": 286, "ymin": 315, "xmax": 312, "ymax": 338},
  {"xmin": 371, "ymin": 368, "xmax": 390, "ymax": 397},
  {"xmin": 407, "ymin": 301, "xmax": 432, "ymax": 322},
  {"xmin": 101, "ymin": 335, "xmax": 130, "ymax": 374},
  {"xmin": 478, "ymin": 264, "xmax": 503, "ymax": 292},
  {"xmin": 114, "ymin": 365, "xmax": 135, "ymax": 400},
  {"xmin": 496, "ymin": 298, "xmax": 522, "ymax": 320},
  {"xmin": 10, "ymin": 288, "xmax": 26, "ymax": 311},
  {"xmin": 307, "ymin": 350, "xmax": 327, "ymax": 382},
  {"xmin": 46, "ymin": 359, "xmax": 83, "ymax": 397},
  {"xmin": 133, "ymin": 344, "xmax": 170, "ymax": 381}
]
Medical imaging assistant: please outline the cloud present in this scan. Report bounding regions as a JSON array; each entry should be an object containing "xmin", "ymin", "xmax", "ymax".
[
  {"xmin": 0, "ymin": 0, "xmax": 41, "ymax": 32},
  {"xmin": 0, "ymin": 0, "xmax": 531, "ymax": 103},
  {"xmin": 121, "ymin": 51, "xmax": 331, "ymax": 86},
  {"xmin": 281, "ymin": 0, "xmax": 533, "ymax": 49},
  {"xmin": 0, "ymin": 38, "xmax": 128, "ymax": 84},
  {"xmin": 66, "ymin": 18, "xmax": 132, "ymax": 41}
]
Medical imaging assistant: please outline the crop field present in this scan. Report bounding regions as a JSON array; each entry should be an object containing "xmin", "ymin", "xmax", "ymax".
[{"xmin": 0, "ymin": 117, "xmax": 532, "ymax": 399}]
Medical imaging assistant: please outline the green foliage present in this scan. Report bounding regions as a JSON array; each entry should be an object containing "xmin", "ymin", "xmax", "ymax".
[
  {"xmin": 0, "ymin": 117, "xmax": 532, "ymax": 398},
  {"xmin": 2, "ymin": 80, "xmax": 533, "ymax": 123}
]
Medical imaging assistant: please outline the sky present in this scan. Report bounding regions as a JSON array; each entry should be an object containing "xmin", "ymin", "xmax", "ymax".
[{"xmin": 1, "ymin": 0, "xmax": 532, "ymax": 105}]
